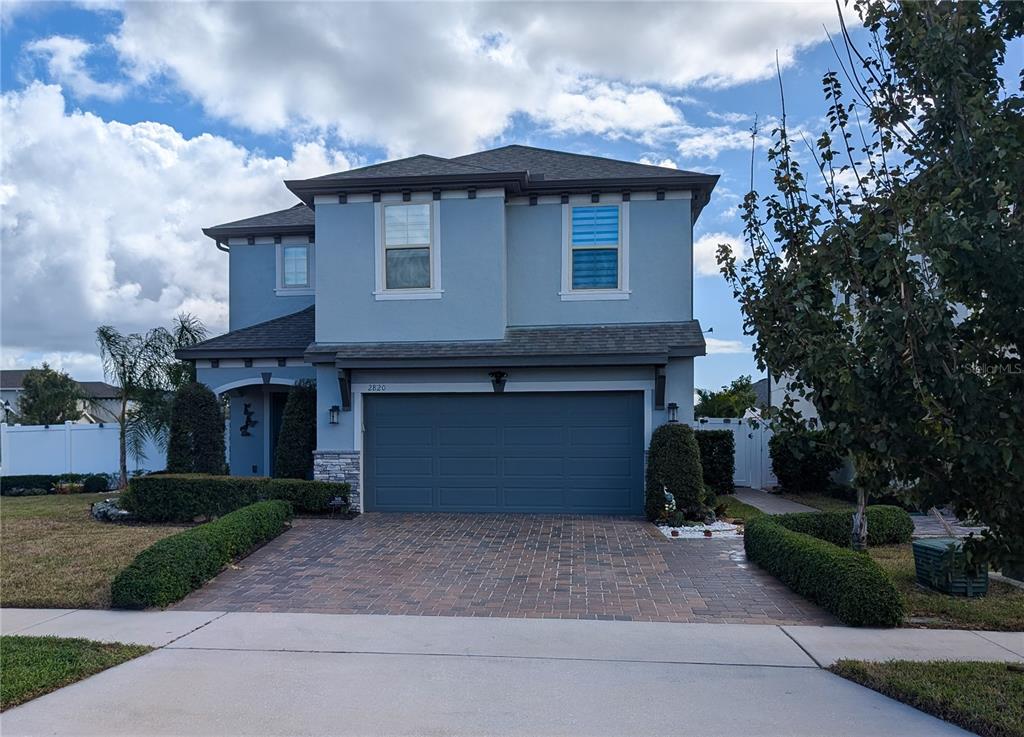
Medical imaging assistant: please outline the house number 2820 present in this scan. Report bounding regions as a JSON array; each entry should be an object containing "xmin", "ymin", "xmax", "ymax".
[{"xmin": 367, "ymin": 384, "xmax": 387, "ymax": 392}]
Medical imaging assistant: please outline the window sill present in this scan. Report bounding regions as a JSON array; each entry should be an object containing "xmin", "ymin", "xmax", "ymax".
[
  {"xmin": 373, "ymin": 289, "xmax": 444, "ymax": 301},
  {"xmin": 275, "ymin": 287, "xmax": 314, "ymax": 296},
  {"xmin": 559, "ymin": 290, "xmax": 631, "ymax": 301}
]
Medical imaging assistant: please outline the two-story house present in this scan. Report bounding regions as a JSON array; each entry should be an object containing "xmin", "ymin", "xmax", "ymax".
[{"xmin": 178, "ymin": 145, "xmax": 717, "ymax": 514}]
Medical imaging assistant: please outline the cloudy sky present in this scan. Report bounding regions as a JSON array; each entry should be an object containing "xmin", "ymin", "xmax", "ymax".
[{"xmin": 2, "ymin": 0, "xmax": 858, "ymax": 392}]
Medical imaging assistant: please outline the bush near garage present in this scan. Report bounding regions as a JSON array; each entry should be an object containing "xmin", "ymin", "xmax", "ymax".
[
  {"xmin": 645, "ymin": 423, "xmax": 709, "ymax": 522},
  {"xmin": 694, "ymin": 429, "xmax": 735, "ymax": 494},
  {"xmin": 120, "ymin": 474, "xmax": 349, "ymax": 522},
  {"xmin": 110, "ymin": 500, "xmax": 292, "ymax": 609},
  {"xmin": 1, "ymin": 474, "xmax": 109, "ymax": 496},
  {"xmin": 744, "ymin": 508, "xmax": 907, "ymax": 627},
  {"xmin": 166, "ymin": 382, "xmax": 226, "ymax": 475},
  {"xmin": 273, "ymin": 380, "xmax": 317, "ymax": 480},
  {"xmin": 769, "ymin": 429, "xmax": 843, "ymax": 494}
]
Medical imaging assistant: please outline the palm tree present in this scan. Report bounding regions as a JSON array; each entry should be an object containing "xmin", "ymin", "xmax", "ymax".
[{"xmin": 96, "ymin": 313, "xmax": 208, "ymax": 488}]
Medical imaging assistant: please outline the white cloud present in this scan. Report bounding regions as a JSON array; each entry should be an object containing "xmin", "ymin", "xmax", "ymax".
[
  {"xmin": 639, "ymin": 156, "xmax": 678, "ymax": 169},
  {"xmin": 694, "ymin": 231, "xmax": 750, "ymax": 277},
  {"xmin": 676, "ymin": 124, "xmax": 758, "ymax": 159},
  {"xmin": 106, "ymin": 1, "xmax": 836, "ymax": 156},
  {"xmin": 707, "ymin": 111, "xmax": 755, "ymax": 124},
  {"xmin": 26, "ymin": 36, "xmax": 127, "ymax": 101},
  {"xmin": 0, "ymin": 83, "xmax": 353, "ymax": 365},
  {"xmin": 705, "ymin": 337, "xmax": 750, "ymax": 355}
]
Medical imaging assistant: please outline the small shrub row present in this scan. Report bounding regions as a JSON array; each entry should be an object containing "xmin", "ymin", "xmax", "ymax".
[
  {"xmin": 744, "ymin": 513, "xmax": 905, "ymax": 627},
  {"xmin": 1, "ymin": 473, "xmax": 110, "ymax": 496},
  {"xmin": 120, "ymin": 474, "xmax": 348, "ymax": 522},
  {"xmin": 111, "ymin": 500, "xmax": 293, "ymax": 609},
  {"xmin": 694, "ymin": 430, "xmax": 735, "ymax": 494},
  {"xmin": 769, "ymin": 429, "xmax": 842, "ymax": 494},
  {"xmin": 773, "ymin": 505, "xmax": 914, "ymax": 547}
]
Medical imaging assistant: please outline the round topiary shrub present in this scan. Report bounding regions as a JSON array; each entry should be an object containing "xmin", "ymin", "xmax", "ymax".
[
  {"xmin": 167, "ymin": 382, "xmax": 226, "ymax": 474},
  {"xmin": 273, "ymin": 380, "xmax": 316, "ymax": 479},
  {"xmin": 82, "ymin": 475, "xmax": 109, "ymax": 494},
  {"xmin": 645, "ymin": 423, "xmax": 710, "ymax": 522}
]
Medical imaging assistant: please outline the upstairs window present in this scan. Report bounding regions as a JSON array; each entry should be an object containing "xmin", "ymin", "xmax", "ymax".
[
  {"xmin": 383, "ymin": 203, "xmax": 432, "ymax": 290},
  {"xmin": 276, "ymin": 242, "xmax": 314, "ymax": 294},
  {"xmin": 282, "ymin": 245, "xmax": 310, "ymax": 287},
  {"xmin": 570, "ymin": 205, "xmax": 620, "ymax": 290}
]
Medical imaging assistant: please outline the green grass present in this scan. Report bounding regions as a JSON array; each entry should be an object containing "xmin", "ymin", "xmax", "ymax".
[
  {"xmin": 0, "ymin": 493, "xmax": 186, "ymax": 608},
  {"xmin": 715, "ymin": 494, "xmax": 765, "ymax": 523},
  {"xmin": 869, "ymin": 544, "xmax": 1024, "ymax": 631},
  {"xmin": 0, "ymin": 635, "xmax": 151, "ymax": 710},
  {"xmin": 831, "ymin": 660, "xmax": 1024, "ymax": 737},
  {"xmin": 777, "ymin": 492, "xmax": 855, "ymax": 512}
]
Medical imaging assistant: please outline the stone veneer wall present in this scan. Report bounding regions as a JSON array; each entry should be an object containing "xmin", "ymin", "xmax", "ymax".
[{"xmin": 313, "ymin": 450, "xmax": 362, "ymax": 511}]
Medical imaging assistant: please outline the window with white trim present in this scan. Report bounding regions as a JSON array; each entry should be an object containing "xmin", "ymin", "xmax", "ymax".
[
  {"xmin": 276, "ymin": 242, "xmax": 314, "ymax": 294},
  {"xmin": 570, "ymin": 205, "xmax": 621, "ymax": 289},
  {"xmin": 383, "ymin": 203, "xmax": 432, "ymax": 290}
]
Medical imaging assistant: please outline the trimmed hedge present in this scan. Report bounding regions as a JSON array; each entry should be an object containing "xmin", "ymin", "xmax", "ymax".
[
  {"xmin": 744, "ymin": 510, "xmax": 906, "ymax": 627},
  {"xmin": 773, "ymin": 505, "xmax": 914, "ymax": 547},
  {"xmin": 111, "ymin": 500, "xmax": 293, "ymax": 609},
  {"xmin": 1, "ymin": 473, "xmax": 109, "ymax": 496},
  {"xmin": 645, "ymin": 423, "xmax": 708, "ymax": 522},
  {"xmin": 694, "ymin": 430, "xmax": 735, "ymax": 494},
  {"xmin": 769, "ymin": 429, "xmax": 842, "ymax": 494},
  {"xmin": 120, "ymin": 474, "xmax": 349, "ymax": 522}
]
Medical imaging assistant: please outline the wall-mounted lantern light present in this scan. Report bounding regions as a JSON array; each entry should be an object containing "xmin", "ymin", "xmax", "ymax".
[
  {"xmin": 328, "ymin": 405, "xmax": 340, "ymax": 425},
  {"xmin": 667, "ymin": 402, "xmax": 679, "ymax": 423},
  {"xmin": 489, "ymin": 371, "xmax": 508, "ymax": 394}
]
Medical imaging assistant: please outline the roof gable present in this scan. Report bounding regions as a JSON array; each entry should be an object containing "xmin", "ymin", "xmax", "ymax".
[{"xmin": 451, "ymin": 145, "xmax": 704, "ymax": 181}]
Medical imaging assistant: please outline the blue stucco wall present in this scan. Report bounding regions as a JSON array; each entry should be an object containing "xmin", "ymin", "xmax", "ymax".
[
  {"xmin": 229, "ymin": 242, "xmax": 314, "ymax": 330},
  {"xmin": 314, "ymin": 198, "xmax": 506, "ymax": 343},
  {"xmin": 506, "ymin": 199, "xmax": 692, "ymax": 326}
]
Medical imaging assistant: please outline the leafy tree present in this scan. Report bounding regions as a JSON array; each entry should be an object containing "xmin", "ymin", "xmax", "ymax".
[
  {"xmin": 17, "ymin": 363, "xmax": 82, "ymax": 424},
  {"xmin": 695, "ymin": 375, "xmax": 758, "ymax": 418},
  {"xmin": 718, "ymin": 1, "xmax": 1023, "ymax": 564},
  {"xmin": 96, "ymin": 313, "xmax": 208, "ymax": 488},
  {"xmin": 167, "ymin": 382, "xmax": 225, "ymax": 474},
  {"xmin": 273, "ymin": 380, "xmax": 316, "ymax": 479}
]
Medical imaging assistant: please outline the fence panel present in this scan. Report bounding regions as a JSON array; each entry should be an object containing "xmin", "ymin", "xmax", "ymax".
[
  {"xmin": 0, "ymin": 422, "xmax": 165, "ymax": 476},
  {"xmin": 694, "ymin": 417, "xmax": 776, "ymax": 490}
]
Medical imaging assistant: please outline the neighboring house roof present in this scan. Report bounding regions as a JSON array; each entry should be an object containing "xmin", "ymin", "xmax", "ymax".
[
  {"xmin": 176, "ymin": 306, "xmax": 316, "ymax": 359},
  {"xmin": 752, "ymin": 377, "xmax": 770, "ymax": 410},
  {"xmin": 203, "ymin": 203, "xmax": 314, "ymax": 240},
  {"xmin": 176, "ymin": 307, "xmax": 706, "ymax": 366},
  {"xmin": 0, "ymin": 370, "xmax": 121, "ymax": 399}
]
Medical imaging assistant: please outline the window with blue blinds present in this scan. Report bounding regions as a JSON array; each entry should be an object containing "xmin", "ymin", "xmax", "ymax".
[{"xmin": 571, "ymin": 205, "xmax": 619, "ymax": 289}]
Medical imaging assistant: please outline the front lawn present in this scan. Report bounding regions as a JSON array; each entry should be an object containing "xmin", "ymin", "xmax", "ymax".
[
  {"xmin": 869, "ymin": 544, "xmax": 1024, "ymax": 631},
  {"xmin": 0, "ymin": 493, "xmax": 186, "ymax": 608},
  {"xmin": 0, "ymin": 635, "xmax": 151, "ymax": 710},
  {"xmin": 715, "ymin": 494, "xmax": 764, "ymax": 522},
  {"xmin": 831, "ymin": 660, "xmax": 1024, "ymax": 737}
]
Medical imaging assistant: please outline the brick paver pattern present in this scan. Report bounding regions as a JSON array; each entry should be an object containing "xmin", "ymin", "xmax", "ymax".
[{"xmin": 177, "ymin": 514, "xmax": 834, "ymax": 625}]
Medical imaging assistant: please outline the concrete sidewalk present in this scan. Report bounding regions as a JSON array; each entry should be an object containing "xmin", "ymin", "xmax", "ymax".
[{"xmin": 2, "ymin": 609, "xmax": 1021, "ymax": 736}]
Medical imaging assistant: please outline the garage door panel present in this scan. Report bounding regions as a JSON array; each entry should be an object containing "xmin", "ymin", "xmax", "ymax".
[
  {"xmin": 439, "ymin": 457, "xmax": 498, "ymax": 476},
  {"xmin": 364, "ymin": 392, "xmax": 643, "ymax": 514},
  {"xmin": 439, "ymin": 487, "xmax": 499, "ymax": 508}
]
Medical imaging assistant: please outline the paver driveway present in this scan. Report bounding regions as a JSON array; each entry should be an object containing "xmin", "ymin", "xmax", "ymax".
[{"xmin": 177, "ymin": 514, "xmax": 834, "ymax": 624}]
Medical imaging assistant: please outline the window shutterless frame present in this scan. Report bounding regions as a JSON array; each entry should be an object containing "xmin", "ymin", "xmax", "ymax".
[
  {"xmin": 560, "ymin": 200, "xmax": 630, "ymax": 300},
  {"xmin": 275, "ymin": 242, "xmax": 314, "ymax": 295},
  {"xmin": 373, "ymin": 199, "xmax": 443, "ymax": 300}
]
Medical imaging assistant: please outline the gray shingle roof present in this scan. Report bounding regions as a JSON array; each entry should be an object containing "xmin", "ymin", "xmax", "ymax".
[
  {"xmin": 176, "ymin": 307, "xmax": 705, "ymax": 364},
  {"xmin": 204, "ymin": 203, "xmax": 313, "ymax": 239},
  {"xmin": 176, "ymin": 306, "xmax": 315, "ymax": 359},
  {"xmin": 1, "ymin": 369, "xmax": 121, "ymax": 398},
  {"xmin": 310, "ymin": 154, "xmax": 499, "ymax": 181},
  {"xmin": 452, "ymin": 145, "xmax": 705, "ymax": 181},
  {"xmin": 309, "ymin": 321, "xmax": 705, "ymax": 365}
]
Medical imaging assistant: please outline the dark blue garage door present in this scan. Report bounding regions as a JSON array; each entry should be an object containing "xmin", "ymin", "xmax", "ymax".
[{"xmin": 363, "ymin": 392, "xmax": 644, "ymax": 514}]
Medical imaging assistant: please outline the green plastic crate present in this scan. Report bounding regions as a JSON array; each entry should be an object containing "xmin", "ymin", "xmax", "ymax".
[{"xmin": 912, "ymin": 537, "xmax": 989, "ymax": 597}]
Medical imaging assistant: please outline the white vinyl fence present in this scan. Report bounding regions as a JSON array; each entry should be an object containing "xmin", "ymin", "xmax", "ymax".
[
  {"xmin": 0, "ymin": 422, "xmax": 166, "ymax": 477},
  {"xmin": 694, "ymin": 417, "xmax": 776, "ymax": 490}
]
